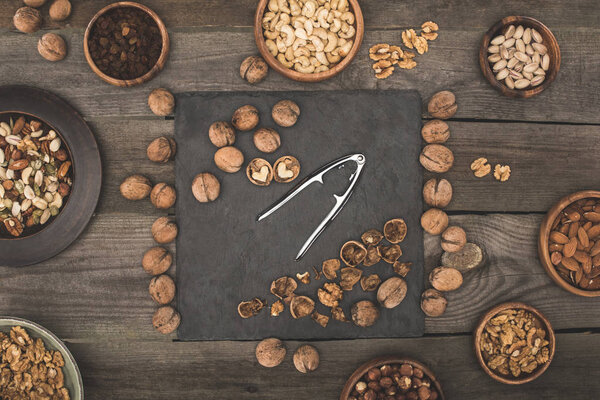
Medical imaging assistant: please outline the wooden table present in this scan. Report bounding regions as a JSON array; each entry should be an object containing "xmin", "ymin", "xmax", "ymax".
[{"xmin": 1, "ymin": 0, "xmax": 599, "ymax": 398}]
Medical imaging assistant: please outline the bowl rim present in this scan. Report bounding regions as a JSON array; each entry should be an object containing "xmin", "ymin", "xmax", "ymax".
[
  {"xmin": 254, "ymin": 0, "xmax": 364, "ymax": 83},
  {"xmin": 83, "ymin": 1, "xmax": 170, "ymax": 87},
  {"xmin": 339, "ymin": 355, "xmax": 445, "ymax": 400},
  {"xmin": 0, "ymin": 316, "xmax": 84, "ymax": 399},
  {"xmin": 538, "ymin": 190, "xmax": 600, "ymax": 296},
  {"xmin": 479, "ymin": 15, "xmax": 561, "ymax": 98},
  {"xmin": 473, "ymin": 301, "xmax": 556, "ymax": 385}
]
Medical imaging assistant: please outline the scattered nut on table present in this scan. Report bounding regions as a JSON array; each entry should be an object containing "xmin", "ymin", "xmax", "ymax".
[
  {"xmin": 351, "ymin": 300, "xmax": 379, "ymax": 327},
  {"xmin": 120, "ymin": 174, "xmax": 152, "ymax": 200},
  {"xmin": 423, "ymin": 178, "xmax": 453, "ymax": 208},
  {"xmin": 273, "ymin": 155, "xmax": 300, "ymax": 183},
  {"xmin": 494, "ymin": 164, "xmax": 511, "ymax": 182},
  {"xmin": 147, "ymin": 136, "xmax": 176, "ymax": 163},
  {"xmin": 420, "ymin": 208, "xmax": 449, "ymax": 235},
  {"xmin": 428, "ymin": 90, "xmax": 457, "ymax": 119},
  {"xmin": 293, "ymin": 345, "xmax": 319, "ymax": 373},
  {"xmin": 290, "ymin": 295, "xmax": 315, "ymax": 318},
  {"xmin": 471, "ymin": 157, "xmax": 491, "ymax": 178},
  {"xmin": 240, "ymin": 55, "xmax": 269, "ymax": 84},
  {"xmin": 232, "ymin": 105, "xmax": 259, "ymax": 131},
  {"xmin": 151, "ymin": 216, "xmax": 178, "ymax": 244},
  {"xmin": 421, "ymin": 288, "xmax": 447, "ymax": 317},
  {"xmin": 149, "ymin": 274, "xmax": 176, "ymax": 304},
  {"xmin": 441, "ymin": 226, "xmax": 467, "ymax": 253},
  {"xmin": 148, "ymin": 88, "xmax": 175, "ymax": 116},
  {"xmin": 214, "ymin": 146, "xmax": 244, "ymax": 173},
  {"xmin": 38, "ymin": 33, "xmax": 67, "ymax": 61},
  {"xmin": 247, "ymin": 158, "xmax": 274, "ymax": 186},
  {"xmin": 238, "ymin": 297, "xmax": 267, "ymax": 318},
  {"xmin": 150, "ymin": 183, "xmax": 176, "ymax": 209},
  {"xmin": 419, "ymin": 144, "xmax": 454, "ymax": 173},
  {"xmin": 421, "ymin": 119, "xmax": 450, "ymax": 144},
  {"xmin": 142, "ymin": 246, "xmax": 173, "ymax": 275},
  {"xmin": 191, "ymin": 172, "xmax": 220, "ymax": 203},
  {"xmin": 13, "ymin": 7, "xmax": 42, "ymax": 33},
  {"xmin": 377, "ymin": 276, "xmax": 407, "ymax": 309},
  {"xmin": 429, "ymin": 266, "xmax": 463, "ymax": 292},
  {"xmin": 272, "ymin": 100, "xmax": 300, "ymax": 127},
  {"xmin": 49, "ymin": 0, "xmax": 72, "ymax": 21},
  {"xmin": 361, "ymin": 229, "xmax": 384, "ymax": 246},
  {"xmin": 208, "ymin": 121, "xmax": 236, "ymax": 148},
  {"xmin": 253, "ymin": 127, "xmax": 281, "ymax": 153},
  {"xmin": 256, "ymin": 338, "xmax": 286, "ymax": 367},
  {"xmin": 152, "ymin": 305, "xmax": 181, "ymax": 334},
  {"xmin": 378, "ymin": 244, "xmax": 402, "ymax": 264}
]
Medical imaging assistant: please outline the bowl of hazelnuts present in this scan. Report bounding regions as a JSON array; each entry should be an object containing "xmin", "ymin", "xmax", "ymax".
[{"xmin": 340, "ymin": 356, "xmax": 444, "ymax": 400}]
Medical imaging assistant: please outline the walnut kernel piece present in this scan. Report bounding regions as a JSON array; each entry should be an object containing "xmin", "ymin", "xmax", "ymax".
[
  {"xmin": 274, "ymin": 155, "xmax": 300, "ymax": 183},
  {"xmin": 360, "ymin": 274, "xmax": 381, "ymax": 292},
  {"xmin": 494, "ymin": 164, "xmax": 511, "ymax": 182},
  {"xmin": 322, "ymin": 258, "xmax": 341, "ymax": 279},
  {"xmin": 363, "ymin": 245, "xmax": 382, "ymax": 267},
  {"xmin": 192, "ymin": 172, "xmax": 220, "ymax": 203},
  {"xmin": 246, "ymin": 158, "xmax": 273, "ymax": 186},
  {"xmin": 351, "ymin": 300, "xmax": 380, "ymax": 327},
  {"xmin": 340, "ymin": 240, "xmax": 367, "ymax": 266},
  {"xmin": 256, "ymin": 338, "xmax": 286, "ymax": 367},
  {"xmin": 396, "ymin": 58, "xmax": 417, "ymax": 69},
  {"xmin": 152, "ymin": 306, "xmax": 181, "ymax": 334},
  {"xmin": 318, "ymin": 282, "xmax": 343, "ymax": 307},
  {"xmin": 290, "ymin": 295, "xmax": 315, "ymax": 319},
  {"xmin": 378, "ymin": 244, "xmax": 402, "ymax": 263},
  {"xmin": 422, "ymin": 21, "xmax": 439, "ymax": 32},
  {"xmin": 311, "ymin": 311, "xmax": 329, "ymax": 328},
  {"xmin": 361, "ymin": 229, "xmax": 384, "ymax": 246},
  {"xmin": 384, "ymin": 218, "xmax": 408, "ymax": 243},
  {"xmin": 238, "ymin": 297, "xmax": 267, "ymax": 318},
  {"xmin": 293, "ymin": 345, "xmax": 320, "ymax": 373},
  {"xmin": 402, "ymin": 29, "xmax": 417, "ymax": 49},
  {"xmin": 429, "ymin": 266, "xmax": 463, "ymax": 291},
  {"xmin": 471, "ymin": 157, "xmax": 492, "ymax": 178},
  {"xmin": 296, "ymin": 271, "xmax": 310, "ymax": 284},
  {"xmin": 369, "ymin": 44, "xmax": 391, "ymax": 60},
  {"xmin": 270, "ymin": 276, "xmax": 297, "ymax": 299},
  {"xmin": 375, "ymin": 65, "xmax": 394, "ymax": 79},
  {"xmin": 340, "ymin": 267, "xmax": 362, "ymax": 291}
]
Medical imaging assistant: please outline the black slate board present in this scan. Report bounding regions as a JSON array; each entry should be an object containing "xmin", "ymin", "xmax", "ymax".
[{"xmin": 175, "ymin": 90, "xmax": 424, "ymax": 341}]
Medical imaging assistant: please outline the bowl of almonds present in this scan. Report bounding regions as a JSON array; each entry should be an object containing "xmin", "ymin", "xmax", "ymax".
[
  {"xmin": 479, "ymin": 16, "xmax": 560, "ymax": 98},
  {"xmin": 538, "ymin": 190, "xmax": 600, "ymax": 296}
]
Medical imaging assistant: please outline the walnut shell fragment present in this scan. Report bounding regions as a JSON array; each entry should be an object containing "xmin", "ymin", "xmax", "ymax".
[
  {"xmin": 393, "ymin": 261, "xmax": 412, "ymax": 277},
  {"xmin": 384, "ymin": 218, "xmax": 408, "ymax": 243},
  {"xmin": 363, "ymin": 245, "xmax": 381, "ymax": 267},
  {"xmin": 378, "ymin": 244, "xmax": 403, "ymax": 263},
  {"xmin": 361, "ymin": 229, "xmax": 384, "ymax": 246},
  {"xmin": 322, "ymin": 259, "xmax": 341, "ymax": 279},
  {"xmin": 256, "ymin": 338, "xmax": 286, "ymax": 367},
  {"xmin": 340, "ymin": 240, "xmax": 367, "ymax": 266},
  {"xmin": 429, "ymin": 266, "xmax": 463, "ymax": 292},
  {"xmin": 331, "ymin": 306, "xmax": 350, "ymax": 322},
  {"xmin": 296, "ymin": 272, "xmax": 310, "ymax": 284},
  {"xmin": 271, "ymin": 300, "xmax": 284, "ymax": 317},
  {"xmin": 377, "ymin": 277, "xmax": 407, "ymax": 309},
  {"xmin": 311, "ymin": 311, "xmax": 329, "ymax": 328},
  {"xmin": 340, "ymin": 267, "xmax": 362, "ymax": 291},
  {"xmin": 351, "ymin": 300, "xmax": 380, "ymax": 327},
  {"xmin": 238, "ymin": 297, "xmax": 267, "ymax": 318},
  {"xmin": 290, "ymin": 295, "xmax": 315, "ymax": 319},
  {"xmin": 318, "ymin": 282, "xmax": 343, "ymax": 307},
  {"xmin": 360, "ymin": 274, "xmax": 381, "ymax": 292},
  {"xmin": 270, "ymin": 276, "xmax": 298, "ymax": 299}
]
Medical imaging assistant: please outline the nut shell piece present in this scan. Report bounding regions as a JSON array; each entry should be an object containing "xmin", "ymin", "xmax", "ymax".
[
  {"xmin": 429, "ymin": 266, "xmax": 463, "ymax": 291},
  {"xmin": 361, "ymin": 229, "xmax": 384, "ymax": 246},
  {"xmin": 377, "ymin": 244, "xmax": 403, "ymax": 263},
  {"xmin": 340, "ymin": 267, "xmax": 362, "ymax": 291},
  {"xmin": 272, "ymin": 100, "xmax": 300, "ymax": 127},
  {"xmin": 290, "ymin": 295, "xmax": 315, "ymax": 319},
  {"xmin": 255, "ymin": 338, "xmax": 286, "ymax": 368},
  {"xmin": 120, "ymin": 175, "xmax": 152, "ymax": 200},
  {"xmin": 149, "ymin": 274, "xmax": 176, "ymax": 304},
  {"xmin": 238, "ymin": 298, "xmax": 267, "ymax": 318},
  {"xmin": 232, "ymin": 105, "xmax": 259, "ymax": 131},
  {"xmin": 152, "ymin": 306, "xmax": 181, "ymax": 334},
  {"xmin": 246, "ymin": 158, "xmax": 274, "ymax": 186},
  {"xmin": 142, "ymin": 247, "xmax": 173, "ymax": 275},
  {"xmin": 423, "ymin": 178, "xmax": 453, "ymax": 208},
  {"xmin": 148, "ymin": 88, "xmax": 175, "ymax": 116},
  {"xmin": 420, "ymin": 208, "xmax": 449, "ymax": 235},
  {"xmin": 383, "ymin": 218, "xmax": 407, "ymax": 243},
  {"xmin": 253, "ymin": 128, "xmax": 281, "ymax": 153},
  {"xmin": 270, "ymin": 276, "xmax": 297, "ymax": 299},
  {"xmin": 191, "ymin": 173, "xmax": 220, "ymax": 203},
  {"xmin": 322, "ymin": 259, "xmax": 341, "ymax": 280},
  {"xmin": 293, "ymin": 345, "xmax": 320, "ymax": 373},
  {"xmin": 240, "ymin": 56, "xmax": 269, "ymax": 84},
  {"xmin": 151, "ymin": 217, "xmax": 178, "ymax": 244},
  {"xmin": 208, "ymin": 121, "xmax": 236, "ymax": 148},
  {"xmin": 214, "ymin": 146, "xmax": 244, "ymax": 173},
  {"xmin": 13, "ymin": 7, "xmax": 42, "ymax": 33},
  {"xmin": 273, "ymin": 156, "xmax": 300, "ymax": 183},
  {"xmin": 150, "ymin": 183, "xmax": 176, "ymax": 209},
  {"xmin": 340, "ymin": 240, "xmax": 367, "ymax": 266},
  {"xmin": 363, "ymin": 245, "xmax": 381, "ymax": 267},
  {"xmin": 420, "ymin": 288, "xmax": 447, "ymax": 317},
  {"xmin": 360, "ymin": 274, "xmax": 381, "ymax": 292},
  {"xmin": 147, "ymin": 136, "xmax": 176, "ymax": 163},
  {"xmin": 377, "ymin": 277, "xmax": 407, "ymax": 308},
  {"xmin": 351, "ymin": 300, "xmax": 380, "ymax": 327},
  {"xmin": 38, "ymin": 33, "xmax": 67, "ymax": 61}
]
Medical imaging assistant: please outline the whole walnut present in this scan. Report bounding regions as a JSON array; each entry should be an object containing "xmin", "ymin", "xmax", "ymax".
[
  {"xmin": 13, "ymin": 7, "xmax": 42, "ymax": 33},
  {"xmin": 148, "ymin": 88, "xmax": 175, "ymax": 116},
  {"xmin": 429, "ymin": 266, "xmax": 463, "ymax": 292},
  {"xmin": 214, "ymin": 146, "xmax": 244, "ymax": 173},
  {"xmin": 142, "ymin": 247, "xmax": 173, "ymax": 275},
  {"xmin": 231, "ymin": 105, "xmax": 259, "ymax": 131},
  {"xmin": 441, "ymin": 226, "xmax": 467, "ymax": 253},
  {"xmin": 49, "ymin": 0, "xmax": 71, "ymax": 21},
  {"xmin": 428, "ymin": 90, "xmax": 457, "ymax": 119},
  {"xmin": 293, "ymin": 345, "xmax": 320, "ymax": 373},
  {"xmin": 253, "ymin": 128, "xmax": 281, "ymax": 153},
  {"xmin": 420, "ymin": 144, "xmax": 454, "ymax": 173},
  {"xmin": 152, "ymin": 306, "xmax": 181, "ymax": 334},
  {"xmin": 420, "ymin": 208, "xmax": 448, "ymax": 235},
  {"xmin": 24, "ymin": 0, "xmax": 47, "ymax": 7},
  {"xmin": 420, "ymin": 289, "xmax": 447, "ymax": 317},
  {"xmin": 149, "ymin": 274, "xmax": 176, "ymax": 304},
  {"xmin": 240, "ymin": 56, "xmax": 269, "ymax": 84},
  {"xmin": 150, "ymin": 183, "xmax": 176, "ymax": 209},
  {"xmin": 38, "ymin": 33, "xmax": 67, "ymax": 62},
  {"xmin": 120, "ymin": 175, "xmax": 152, "ymax": 200},
  {"xmin": 255, "ymin": 338, "xmax": 286, "ymax": 368},
  {"xmin": 152, "ymin": 217, "xmax": 178, "ymax": 244},
  {"xmin": 377, "ymin": 277, "xmax": 407, "ymax": 309},
  {"xmin": 191, "ymin": 173, "xmax": 220, "ymax": 203},
  {"xmin": 351, "ymin": 300, "xmax": 379, "ymax": 327},
  {"xmin": 147, "ymin": 136, "xmax": 176, "ymax": 163},
  {"xmin": 423, "ymin": 178, "xmax": 452, "ymax": 208},
  {"xmin": 272, "ymin": 100, "xmax": 300, "ymax": 127},
  {"xmin": 421, "ymin": 120, "xmax": 450, "ymax": 144},
  {"xmin": 208, "ymin": 121, "xmax": 236, "ymax": 148}
]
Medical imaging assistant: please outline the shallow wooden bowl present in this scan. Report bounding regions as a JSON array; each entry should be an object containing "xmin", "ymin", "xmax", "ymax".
[
  {"xmin": 339, "ymin": 356, "xmax": 445, "ymax": 400},
  {"xmin": 254, "ymin": 0, "xmax": 364, "ymax": 82},
  {"xmin": 473, "ymin": 302, "xmax": 555, "ymax": 385},
  {"xmin": 84, "ymin": 1, "xmax": 170, "ymax": 87},
  {"xmin": 538, "ymin": 190, "xmax": 600, "ymax": 297},
  {"xmin": 479, "ymin": 16, "xmax": 560, "ymax": 98}
]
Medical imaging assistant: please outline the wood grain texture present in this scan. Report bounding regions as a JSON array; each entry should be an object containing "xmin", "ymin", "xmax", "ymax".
[{"xmin": 68, "ymin": 333, "xmax": 600, "ymax": 400}]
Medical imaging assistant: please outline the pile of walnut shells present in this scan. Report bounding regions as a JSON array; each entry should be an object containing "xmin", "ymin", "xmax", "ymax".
[{"xmin": 238, "ymin": 217, "xmax": 413, "ymax": 330}]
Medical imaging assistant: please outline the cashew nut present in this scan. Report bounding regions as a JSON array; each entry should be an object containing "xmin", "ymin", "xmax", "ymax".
[
  {"xmin": 341, "ymin": 11, "xmax": 354, "ymax": 24},
  {"xmin": 277, "ymin": 0, "xmax": 291, "ymax": 14},
  {"xmin": 262, "ymin": 11, "xmax": 276, "ymax": 29},
  {"xmin": 292, "ymin": 38, "xmax": 307, "ymax": 50},
  {"xmin": 289, "ymin": 0, "xmax": 301, "ymax": 16},
  {"xmin": 323, "ymin": 32, "xmax": 338, "ymax": 52},
  {"xmin": 315, "ymin": 51, "xmax": 329, "ymax": 65},
  {"xmin": 294, "ymin": 63, "xmax": 315, "ymax": 73},
  {"xmin": 337, "ymin": 0, "xmax": 348, "ymax": 11},
  {"xmin": 326, "ymin": 52, "xmax": 341, "ymax": 63},
  {"xmin": 341, "ymin": 22, "xmax": 349, "ymax": 33},
  {"xmin": 264, "ymin": 30, "xmax": 278, "ymax": 40},
  {"xmin": 302, "ymin": 0, "xmax": 317, "ymax": 18},
  {"xmin": 305, "ymin": 43, "xmax": 316, "ymax": 52},
  {"xmin": 304, "ymin": 19, "xmax": 314, "ymax": 35},
  {"xmin": 315, "ymin": 65, "xmax": 329, "ymax": 73},
  {"xmin": 277, "ymin": 53, "xmax": 294, "ymax": 68},
  {"xmin": 295, "ymin": 27, "xmax": 308, "ymax": 40},
  {"xmin": 265, "ymin": 39, "xmax": 278, "ymax": 56},
  {"xmin": 337, "ymin": 40, "xmax": 353, "ymax": 57},
  {"xmin": 317, "ymin": 8, "xmax": 330, "ymax": 28},
  {"xmin": 293, "ymin": 15, "xmax": 307, "ymax": 28},
  {"xmin": 285, "ymin": 46, "xmax": 295, "ymax": 61},
  {"xmin": 309, "ymin": 35, "xmax": 325, "ymax": 51},
  {"xmin": 294, "ymin": 47, "xmax": 311, "ymax": 58},
  {"xmin": 330, "ymin": 0, "xmax": 339, "ymax": 10},
  {"xmin": 276, "ymin": 36, "xmax": 287, "ymax": 53},
  {"xmin": 312, "ymin": 27, "xmax": 328, "ymax": 40},
  {"xmin": 280, "ymin": 24, "xmax": 296, "ymax": 47},
  {"xmin": 294, "ymin": 55, "xmax": 311, "ymax": 67},
  {"xmin": 269, "ymin": 13, "xmax": 280, "ymax": 31},
  {"xmin": 310, "ymin": 56, "xmax": 321, "ymax": 66},
  {"xmin": 268, "ymin": 0, "xmax": 279, "ymax": 12},
  {"xmin": 338, "ymin": 25, "xmax": 355, "ymax": 39},
  {"xmin": 330, "ymin": 18, "xmax": 342, "ymax": 33}
]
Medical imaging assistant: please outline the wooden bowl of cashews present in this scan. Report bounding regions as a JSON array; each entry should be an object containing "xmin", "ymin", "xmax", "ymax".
[{"xmin": 255, "ymin": 0, "xmax": 364, "ymax": 82}]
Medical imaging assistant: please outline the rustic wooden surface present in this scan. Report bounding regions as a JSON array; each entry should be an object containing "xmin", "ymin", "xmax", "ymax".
[{"xmin": 0, "ymin": 0, "xmax": 599, "ymax": 399}]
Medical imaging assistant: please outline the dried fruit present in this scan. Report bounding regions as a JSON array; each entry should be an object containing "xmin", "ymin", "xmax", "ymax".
[
  {"xmin": 148, "ymin": 88, "xmax": 175, "ymax": 116},
  {"xmin": 420, "ymin": 208, "xmax": 449, "ymax": 235},
  {"xmin": 377, "ymin": 277, "xmax": 407, "ymax": 309},
  {"xmin": 147, "ymin": 136, "xmax": 176, "ymax": 163},
  {"xmin": 441, "ymin": 226, "xmax": 467, "ymax": 253},
  {"xmin": 383, "ymin": 218, "xmax": 407, "ymax": 243},
  {"xmin": 322, "ymin": 259, "xmax": 341, "ymax": 280},
  {"xmin": 340, "ymin": 267, "xmax": 362, "ymax": 291},
  {"xmin": 232, "ymin": 105, "xmax": 259, "ymax": 131},
  {"xmin": 208, "ymin": 121, "xmax": 236, "ymax": 148},
  {"xmin": 421, "ymin": 119, "xmax": 450, "ymax": 144},
  {"xmin": 420, "ymin": 288, "xmax": 447, "ymax": 317},
  {"xmin": 290, "ymin": 296, "xmax": 315, "ymax": 319},
  {"xmin": 423, "ymin": 178, "xmax": 453, "ymax": 208},
  {"xmin": 240, "ymin": 55, "xmax": 268, "ymax": 84},
  {"xmin": 253, "ymin": 128, "xmax": 281, "ymax": 153},
  {"xmin": 38, "ymin": 33, "xmax": 67, "ymax": 62},
  {"xmin": 420, "ymin": 144, "xmax": 454, "ymax": 173},
  {"xmin": 351, "ymin": 300, "xmax": 379, "ymax": 327},
  {"xmin": 214, "ymin": 146, "xmax": 244, "ymax": 173},
  {"xmin": 247, "ymin": 158, "xmax": 274, "ymax": 186},
  {"xmin": 273, "ymin": 155, "xmax": 301, "ymax": 183},
  {"xmin": 318, "ymin": 282, "xmax": 343, "ymax": 307},
  {"xmin": 13, "ymin": 7, "xmax": 42, "ymax": 33},
  {"xmin": 191, "ymin": 173, "xmax": 220, "ymax": 203},
  {"xmin": 255, "ymin": 338, "xmax": 286, "ymax": 367},
  {"xmin": 361, "ymin": 229, "xmax": 384, "ymax": 246},
  {"xmin": 360, "ymin": 274, "xmax": 381, "ymax": 292},
  {"xmin": 378, "ymin": 244, "xmax": 403, "ymax": 263},
  {"xmin": 340, "ymin": 240, "xmax": 367, "ymax": 266},
  {"xmin": 238, "ymin": 297, "xmax": 267, "ymax": 318},
  {"xmin": 429, "ymin": 266, "xmax": 463, "ymax": 291},
  {"xmin": 152, "ymin": 306, "xmax": 181, "ymax": 334},
  {"xmin": 151, "ymin": 217, "xmax": 178, "ymax": 244},
  {"xmin": 494, "ymin": 164, "xmax": 511, "ymax": 182},
  {"xmin": 272, "ymin": 100, "xmax": 300, "ymax": 127},
  {"xmin": 120, "ymin": 175, "xmax": 152, "ymax": 200},
  {"xmin": 471, "ymin": 157, "xmax": 492, "ymax": 178},
  {"xmin": 150, "ymin": 183, "xmax": 176, "ymax": 209},
  {"xmin": 270, "ymin": 276, "xmax": 298, "ymax": 299},
  {"xmin": 428, "ymin": 91, "xmax": 457, "ymax": 119},
  {"xmin": 142, "ymin": 247, "xmax": 173, "ymax": 275},
  {"xmin": 149, "ymin": 274, "xmax": 176, "ymax": 304},
  {"xmin": 293, "ymin": 345, "xmax": 320, "ymax": 373}
]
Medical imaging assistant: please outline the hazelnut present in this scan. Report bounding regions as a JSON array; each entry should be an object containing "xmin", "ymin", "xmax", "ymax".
[
  {"xmin": 429, "ymin": 266, "xmax": 463, "ymax": 291},
  {"xmin": 49, "ymin": 0, "xmax": 71, "ymax": 21},
  {"xmin": 253, "ymin": 128, "xmax": 281, "ymax": 153},
  {"xmin": 149, "ymin": 274, "xmax": 176, "ymax": 304},
  {"xmin": 142, "ymin": 247, "xmax": 173, "ymax": 275},
  {"xmin": 255, "ymin": 338, "xmax": 286, "ymax": 368},
  {"xmin": 240, "ymin": 55, "xmax": 269, "ymax": 84},
  {"xmin": 400, "ymin": 363, "xmax": 414, "ymax": 376},
  {"xmin": 208, "ymin": 121, "xmax": 236, "ymax": 148},
  {"xmin": 351, "ymin": 300, "xmax": 379, "ymax": 327},
  {"xmin": 246, "ymin": 158, "xmax": 273, "ymax": 186},
  {"xmin": 148, "ymin": 88, "xmax": 175, "ymax": 116},
  {"xmin": 419, "ymin": 144, "xmax": 454, "ymax": 173},
  {"xmin": 367, "ymin": 368, "xmax": 381, "ymax": 381},
  {"xmin": 152, "ymin": 306, "xmax": 180, "ymax": 334},
  {"xmin": 13, "ymin": 7, "xmax": 42, "ymax": 33},
  {"xmin": 272, "ymin": 100, "xmax": 300, "ymax": 127},
  {"xmin": 120, "ymin": 175, "xmax": 152, "ymax": 200},
  {"xmin": 150, "ymin": 183, "xmax": 176, "ymax": 209},
  {"xmin": 147, "ymin": 136, "xmax": 176, "ymax": 163},
  {"xmin": 191, "ymin": 173, "xmax": 220, "ymax": 203},
  {"xmin": 273, "ymin": 155, "xmax": 300, "ymax": 183},
  {"xmin": 379, "ymin": 364, "xmax": 392, "ymax": 376},
  {"xmin": 441, "ymin": 226, "xmax": 467, "ymax": 253},
  {"xmin": 377, "ymin": 277, "xmax": 407, "ymax": 309},
  {"xmin": 423, "ymin": 178, "xmax": 452, "ymax": 208},
  {"xmin": 418, "ymin": 386, "xmax": 432, "ymax": 400},
  {"xmin": 24, "ymin": 0, "xmax": 47, "ymax": 7},
  {"xmin": 151, "ymin": 217, "xmax": 178, "ymax": 244},
  {"xmin": 356, "ymin": 381, "xmax": 368, "ymax": 394},
  {"xmin": 420, "ymin": 289, "xmax": 447, "ymax": 317},
  {"xmin": 383, "ymin": 218, "xmax": 407, "ymax": 244},
  {"xmin": 364, "ymin": 389, "xmax": 377, "ymax": 400},
  {"xmin": 428, "ymin": 90, "xmax": 457, "ymax": 119},
  {"xmin": 38, "ymin": 33, "xmax": 67, "ymax": 62},
  {"xmin": 214, "ymin": 146, "xmax": 244, "ymax": 173},
  {"xmin": 413, "ymin": 368, "xmax": 424, "ymax": 379},
  {"xmin": 231, "ymin": 105, "xmax": 259, "ymax": 131},
  {"xmin": 421, "ymin": 120, "xmax": 450, "ymax": 144},
  {"xmin": 340, "ymin": 240, "xmax": 367, "ymax": 266},
  {"xmin": 293, "ymin": 345, "xmax": 319, "ymax": 373},
  {"xmin": 420, "ymin": 208, "xmax": 448, "ymax": 235}
]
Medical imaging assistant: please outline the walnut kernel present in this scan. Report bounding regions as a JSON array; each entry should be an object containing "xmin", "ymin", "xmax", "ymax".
[
  {"xmin": 246, "ymin": 158, "xmax": 273, "ymax": 186},
  {"xmin": 273, "ymin": 155, "xmax": 300, "ymax": 183},
  {"xmin": 340, "ymin": 240, "xmax": 367, "ymax": 266}
]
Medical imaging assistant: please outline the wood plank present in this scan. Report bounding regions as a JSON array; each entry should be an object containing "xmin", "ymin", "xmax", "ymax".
[
  {"xmin": 69, "ymin": 332, "xmax": 600, "ymax": 399},
  {"xmin": 2, "ymin": 0, "xmax": 598, "ymax": 29},
  {"xmin": 0, "ymin": 27, "xmax": 598, "ymax": 123}
]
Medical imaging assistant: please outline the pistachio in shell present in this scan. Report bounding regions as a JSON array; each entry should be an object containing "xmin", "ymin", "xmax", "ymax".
[
  {"xmin": 360, "ymin": 274, "xmax": 381, "ymax": 292},
  {"xmin": 339, "ymin": 267, "xmax": 362, "ymax": 291},
  {"xmin": 340, "ymin": 240, "xmax": 367, "ymax": 266},
  {"xmin": 273, "ymin": 155, "xmax": 300, "ymax": 183},
  {"xmin": 378, "ymin": 244, "xmax": 403, "ymax": 263},
  {"xmin": 317, "ymin": 282, "xmax": 343, "ymax": 308},
  {"xmin": 290, "ymin": 295, "xmax": 315, "ymax": 319},
  {"xmin": 351, "ymin": 300, "xmax": 379, "ymax": 327},
  {"xmin": 246, "ymin": 158, "xmax": 273, "ymax": 186},
  {"xmin": 322, "ymin": 259, "xmax": 341, "ymax": 280},
  {"xmin": 361, "ymin": 229, "xmax": 384, "ymax": 246},
  {"xmin": 384, "ymin": 218, "xmax": 407, "ymax": 243},
  {"xmin": 238, "ymin": 297, "xmax": 267, "ymax": 318},
  {"xmin": 270, "ymin": 276, "xmax": 297, "ymax": 299},
  {"xmin": 363, "ymin": 245, "xmax": 381, "ymax": 267}
]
